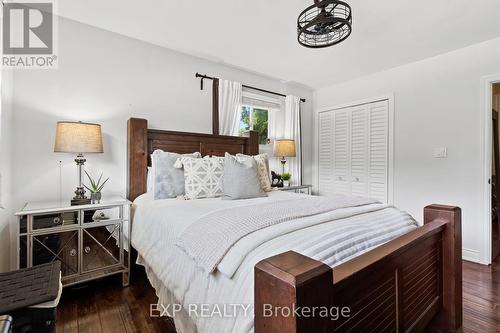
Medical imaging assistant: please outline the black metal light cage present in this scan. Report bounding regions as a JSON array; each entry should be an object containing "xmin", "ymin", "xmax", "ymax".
[{"xmin": 297, "ymin": 0, "xmax": 352, "ymax": 48}]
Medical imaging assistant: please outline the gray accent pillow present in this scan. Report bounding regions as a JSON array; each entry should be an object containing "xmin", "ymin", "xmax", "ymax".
[
  {"xmin": 236, "ymin": 153, "xmax": 272, "ymax": 192},
  {"xmin": 223, "ymin": 153, "xmax": 267, "ymax": 200},
  {"xmin": 152, "ymin": 150, "xmax": 201, "ymax": 199}
]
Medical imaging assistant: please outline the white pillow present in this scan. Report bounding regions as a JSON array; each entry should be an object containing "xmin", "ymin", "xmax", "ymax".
[
  {"xmin": 236, "ymin": 153, "xmax": 272, "ymax": 192},
  {"xmin": 147, "ymin": 167, "xmax": 153, "ymax": 192},
  {"xmin": 175, "ymin": 156, "xmax": 225, "ymax": 199}
]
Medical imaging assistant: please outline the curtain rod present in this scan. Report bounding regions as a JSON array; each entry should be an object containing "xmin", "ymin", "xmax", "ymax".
[{"xmin": 195, "ymin": 72, "xmax": 306, "ymax": 103}]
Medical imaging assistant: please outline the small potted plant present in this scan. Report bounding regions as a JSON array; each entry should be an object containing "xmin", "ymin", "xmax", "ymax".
[
  {"xmin": 281, "ymin": 172, "xmax": 291, "ymax": 187},
  {"xmin": 84, "ymin": 171, "xmax": 109, "ymax": 204}
]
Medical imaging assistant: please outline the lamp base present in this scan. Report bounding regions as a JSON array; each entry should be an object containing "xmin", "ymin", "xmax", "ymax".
[
  {"xmin": 280, "ymin": 158, "xmax": 286, "ymax": 175},
  {"xmin": 71, "ymin": 198, "xmax": 91, "ymax": 206},
  {"xmin": 71, "ymin": 155, "xmax": 90, "ymax": 206},
  {"xmin": 71, "ymin": 185, "xmax": 90, "ymax": 206}
]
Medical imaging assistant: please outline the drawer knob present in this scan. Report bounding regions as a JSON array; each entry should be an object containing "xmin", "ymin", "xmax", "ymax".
[
  {"xmin": 53, "ymin": 217, "xmax": 61, "ymax": 224},
  {"xmin": 84, "ymin": 246, "xmax": 91, "ymax": 254},
  {"xmin": 70, "ymin": 248, "xmax": 77, "ymax": 257}
]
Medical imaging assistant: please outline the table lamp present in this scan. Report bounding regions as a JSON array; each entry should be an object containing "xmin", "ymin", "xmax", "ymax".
[
  {"xmin": 274, "ymin": 139, "xmax": 296, "ymax": 175},
  {"xmin": 54, "ymin": 121, "xmax": 103, "ymax": 205}
]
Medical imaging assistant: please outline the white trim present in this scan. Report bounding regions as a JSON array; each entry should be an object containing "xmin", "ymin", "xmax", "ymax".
[
  {"xmin": 241, "ymin": 90, "xmax": 282, "ymax": 104},
  {"xmin": 241, "ymin": 90, "xmax": 282, "ymax": 111},
  {"xmin": 462, "ymin": 248, "xmax": 481, "ymax": 263},
  {"xmin": 313, "ymin": 94, "xmax": 395, "ymax": 204},
  {"xmin": 315, "ymin": 94, "xmax": 394, "ymax": 113},
  {"xmin": 480, "ymin": 73, "xmax": 500, "ymax": 265},
  {"xmin": 387, "ymin": 95, "xmax": 395, "ymax": 205}
]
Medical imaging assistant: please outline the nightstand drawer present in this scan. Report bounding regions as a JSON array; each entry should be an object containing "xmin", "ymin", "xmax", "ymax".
[
  {"xmin": 82, "ymin": 206, "xmax": 121, "ymax": 224},
  {"xmin": 33, "ymin": 211, "xmax": 79, "ymax": 230},
  {"xmin": 19, "ymin": 215, "xmax": 28, "ymax": 234}
]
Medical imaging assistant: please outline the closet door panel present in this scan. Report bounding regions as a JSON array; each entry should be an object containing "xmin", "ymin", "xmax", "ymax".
[
  {"xmin": 333, "ymin": 110, "xmax": 350, "ymax": 195},
  {"xmin": 318, "ymin": 112, "xmax": 334, "ymax": 195},
  {"xmin": 368, "ymin": 101, "xmax": 389, "ymax": 202},
  {"xmin": 350, "ymin": 105, "xmax": 368, "ymax": 197},
  {"xmin": 317, "ymin": 99, "xmax": 389, "ymax": 202}
]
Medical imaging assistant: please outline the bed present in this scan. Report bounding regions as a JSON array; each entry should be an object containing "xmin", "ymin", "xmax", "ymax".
[{"xmin": 127, "ymin": 117, "xmax": 462, "ymax": 333}]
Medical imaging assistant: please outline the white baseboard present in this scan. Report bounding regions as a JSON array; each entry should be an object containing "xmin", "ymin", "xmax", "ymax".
[{"xmin": 462, "ymin": 248, "xmax": 482, "ymax": 263}]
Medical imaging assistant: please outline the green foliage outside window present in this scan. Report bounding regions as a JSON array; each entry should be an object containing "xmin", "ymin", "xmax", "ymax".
[
  {"xmin": 240, "ymin": 106, "xmax": 251, "ymax": 134},
  {"xmin": 252, "ymin": 108, "xmax": 268, "ymax": 145},
  {"xmin": 239, "ymin": 106, "xmax": 269, "ymax": 145}
]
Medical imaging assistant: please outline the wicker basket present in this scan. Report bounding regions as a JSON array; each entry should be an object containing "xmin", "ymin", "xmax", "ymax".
[{"xmin": 0, "ymin": 262, "xmax": 61, "ymax": 333}]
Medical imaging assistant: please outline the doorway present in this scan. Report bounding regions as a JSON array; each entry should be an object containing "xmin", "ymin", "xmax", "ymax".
[{"xmin": 492, "ymin": 83, "xmax": 500, "ymax": 261}]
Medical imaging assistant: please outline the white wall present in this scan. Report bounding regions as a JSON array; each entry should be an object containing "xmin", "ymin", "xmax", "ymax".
[
  {"xmin": 3, "ymin": 17, "xmax": 313, "ymax": 270},
  {"xmin": 314, "ymin": 37, "xmax": 500, "ymax": 264},
  {"xmin": 0, "ymin": 70, "xmax": 13, "ymax": 272}
]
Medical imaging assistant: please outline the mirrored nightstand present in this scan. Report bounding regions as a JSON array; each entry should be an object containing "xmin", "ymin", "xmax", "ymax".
[
  {"xmin": 15, "ymin": 196, "xmax": 131, "ymax": 287},
  {"xmin": 277, "ymin": 185, "xmax": 312, "ymax": 195}
]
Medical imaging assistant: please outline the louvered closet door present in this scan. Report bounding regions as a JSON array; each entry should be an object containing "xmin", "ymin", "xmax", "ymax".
[
  {"xmin": 367, "ymin": 100, "xmax": 389, "ymax": 202},
  {"xmin": 332, "ymin": 110, "xmax": 350, "ymax": 195},
  {"xmin": 317, "ymin": 100, "xmax": 389, "ymax": 202},
  {"xmin": 318, "ymin": 112, "xmax": 334, "ymax": 194},
  {"xmin": 350, "ymin": 105, "xmax": 368, "ymax": 197}
]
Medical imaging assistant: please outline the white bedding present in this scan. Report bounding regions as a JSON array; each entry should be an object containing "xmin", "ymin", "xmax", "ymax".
[
  {"xmin": 177, "ymin": 194, "xmax": 378, "ymax": 275},
  {"xmin": 131, "ymin": 191, "xmax": 417, "ymax": 333}
]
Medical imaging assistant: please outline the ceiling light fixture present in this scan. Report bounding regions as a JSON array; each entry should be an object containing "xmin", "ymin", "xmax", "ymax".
[{"xmin": 297, "ymin": 0, "xmax": 352, "ymax": 48}]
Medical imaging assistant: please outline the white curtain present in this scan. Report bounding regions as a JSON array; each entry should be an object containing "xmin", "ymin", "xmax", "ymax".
[
  {"xmin": 219, "ymin": 79, "xmax": 242, "ymax": 136},
  {"xmin": 284, "ymin": 95, "xmax": 302, "ymax": 185},
  {"xmin": 268, "ymin": 95, "xmax": 301, "ymax": 185}
]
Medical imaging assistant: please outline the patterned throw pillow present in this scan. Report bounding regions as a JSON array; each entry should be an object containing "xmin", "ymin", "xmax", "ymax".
[
  {"xmin": 175, "ymin": 156, "xmax": 225, "ymax": 199},
  {"xmin": 236, "ymin": 153, "xmax": 272, "ymax": 192}
]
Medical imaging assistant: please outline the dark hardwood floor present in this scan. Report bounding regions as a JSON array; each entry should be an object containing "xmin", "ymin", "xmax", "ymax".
[
  {"xmin": 56, "ymin": 271, "xmax": 175, "ymax": 333},
  {"xmin": 462, "ymin": 258, "xmax": 500, "ymax": 333},
  {"xmin": 57, "ymin": 259, "xmax": 500, "ymax": 333}
]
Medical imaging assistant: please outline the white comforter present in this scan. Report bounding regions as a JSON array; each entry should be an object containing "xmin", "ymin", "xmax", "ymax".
[{"xmin": 131, "ymin": 191, "xmax": 417, "ymax": 333}]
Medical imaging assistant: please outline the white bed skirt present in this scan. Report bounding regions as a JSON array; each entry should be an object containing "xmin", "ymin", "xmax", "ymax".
[{"xmin": 137, "ymin": 255, "xmax": 197, "ymax": 333}]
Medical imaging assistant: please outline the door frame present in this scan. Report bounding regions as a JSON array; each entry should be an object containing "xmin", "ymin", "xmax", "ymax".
[
  {"xmin": 313, "ymin": 93, "xmax": 395, "ymax": 204},
  {"xmin": 480, "ymin": 74, "xmax": 500, "ymax": 265}
]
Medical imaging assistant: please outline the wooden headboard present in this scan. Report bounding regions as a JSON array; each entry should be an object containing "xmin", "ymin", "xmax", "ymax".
[{"xmin": 127, "ymin": 117, "xmax": 259, "ymax": 201}]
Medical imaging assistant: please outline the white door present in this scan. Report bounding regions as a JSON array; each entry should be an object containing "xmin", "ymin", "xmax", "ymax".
[
  {"xmin": 318, "ymin": 112, "xmax": 334, "ymax": 195},
  {"xmin": 332, "ymin": 109, "xmax": 350, "ymax": 195},
  {"xmin": 317, "ymin": 100, "xmax": 390, "ymax": 202},
  {"xmin": 350, "ymin": 104, "xmax": 368, "ymax": 197},
  {"xmin": 367, "ymin": 101, "xmax": 389, "ymax": 202}
]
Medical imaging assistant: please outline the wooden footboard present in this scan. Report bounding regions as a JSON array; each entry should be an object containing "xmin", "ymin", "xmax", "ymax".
[{"xmin": 255, "ymin": 205, "xmax": 462, "ymax": 333}]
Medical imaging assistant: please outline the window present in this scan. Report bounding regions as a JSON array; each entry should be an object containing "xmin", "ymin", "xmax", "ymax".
[{"xmin": 239, "ymin": 106, "xmax": 269, "ymax": 145}]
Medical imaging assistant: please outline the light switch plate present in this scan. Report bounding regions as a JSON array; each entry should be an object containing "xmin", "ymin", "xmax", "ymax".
[{"xmin": 433, "ymin": 147, "xmax": 447, "ymax": 158}]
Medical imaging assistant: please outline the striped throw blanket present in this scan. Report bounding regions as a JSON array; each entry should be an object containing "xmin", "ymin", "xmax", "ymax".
[{"xmin": 176, "ymin": 194, "xmax": 379, "ymax": 273}]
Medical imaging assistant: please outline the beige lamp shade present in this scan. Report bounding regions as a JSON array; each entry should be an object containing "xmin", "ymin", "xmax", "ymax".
[
  {"xmin": 54, "ymin": 121, "xmax": 104, "ymax": 153},
  {"xmin": 275, "ymin": 139, "xmax": 296, "ymax": 157}
]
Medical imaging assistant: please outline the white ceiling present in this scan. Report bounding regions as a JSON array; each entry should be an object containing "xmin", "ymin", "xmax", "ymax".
[{"xmin": 59, "ymin": 0, "xmax": 500, "ymax": 89}]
